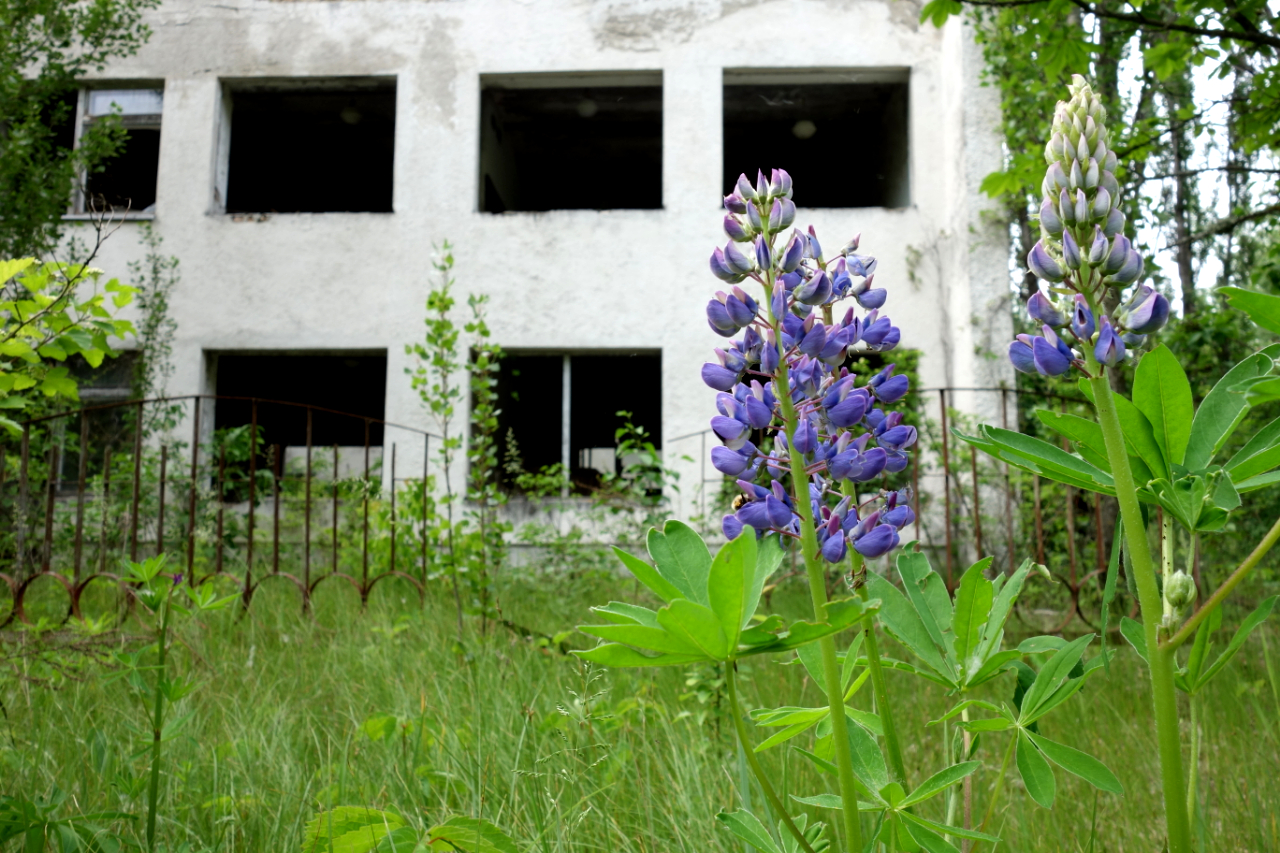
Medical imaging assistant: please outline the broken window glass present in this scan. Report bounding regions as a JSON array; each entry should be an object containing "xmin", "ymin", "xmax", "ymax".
[
  {"xmin": 479, "ymin": 74, "xmax": 663, "ymax": 212},
  {"xmin": 223, "ymin": 81, "xmax": 396, "ymax": 213},
  {"xmin": 723, "ymin": 73, "xmax": 910, "ymax": 208}
]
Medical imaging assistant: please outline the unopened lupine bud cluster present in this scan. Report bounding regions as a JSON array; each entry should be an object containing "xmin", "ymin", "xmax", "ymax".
[
  {"xmin": 1012, "ymin": 75, "xmax": 1171, "ymax": 377},
  {"xmin": 703, "ymin": 169, "xmax": 916, "ymax": 562}
]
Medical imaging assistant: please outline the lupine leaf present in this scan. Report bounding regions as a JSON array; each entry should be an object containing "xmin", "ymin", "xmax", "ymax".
[
  {"xmin": 589, "ymin": 602, "xmax": 660, "ymax": 627},
  {"xmin": 755, "ymin": 718, "xmax": 823, "ymax": 752},
  {"xmin": 1184, "ymin": 603, "xmax": 1221, "ymax": 688},
  {"xmin": 1018, "ymin": 634, "xmax": 1093, "ymax": 722},
  {"xmin": 1120, "ymin": 616, "xmax": 1148, "ymax": 664},
  {"xmin": 958, "ymin": 426, "xmax": 1116, "ymax": 493},
  {"xmin": 1185, "ymin": 350, "xmax": 1277, "ymax": 470},
  {"xmin": 898, "ymin": 551, "xmax": 955, "ymax": 658},
  {"xmin": 1016, "ymin": 730, "xmax": 1056, "ymax": 809},
  {"xmin": 845, "ymin": 707, "xmax": 883, "ymax": 736},
  {"xmin": 901, "ymin": 761, "xmax": 981, "ymax": 807},
  {"xmin": 1222, "ymin": 286, "xmax": 1280, "ymax": 335},
  {"xmin": 978, "ymin": 559, "xmax": 1033, "ymax": 662},
  {"xmin": 952, "ymin": 558, "xmax": 994, "ymax": 678},
  {"xmin": 1132, "ymin": 345, "xmax": 1194, "ymax": 468},
  {"xmin": 845, "ymin": 712, "xmax": 889, "ymax": 794},
  {"xmin": 657, "ymin": 600, "xmax": 728, "ymax": 660},
  {"xmin": 967, "ymin": 649, "xmax": 1022, "ymax": 688},
  {"xmin": 646, "ymin": 521, "xmax": 712, "ymax": 606},
  {"xmin": 867, "ymin": 573, "xmax": 955, "ymax": 684},
  {"xmin": 1026, "ymin": 731, "xmax": 1123, "ymax": 794},
  {"xmin": 708, "ymin": 531, "xmax": 756, "ymax": 649},
  {"xmin": 611, "ymin": 547, "xmax": 682, "ymax": 604},
  {"xmin": 577, "ymin": 623, "xmax": 702, "ymax": 655},
  {"xmin": 572, "ymin": 643, "xmax": 706, "ymax": 668},
  {"xmin": 715, "ymin": 809, "xmax": 784, "ymax": 853},
  {"xmin": 1225, "ymin": 414, "xmax": 1280, "ymax": 474},
  {"xmin": 901, "ymin": 812, "xmax": 1001, "ymax": 843},
  {"xmin": 788, "ymin": 793, "xmax": 845, "ymax": 810},
  {"xmin": 1194, "ymin": 596, "xmax": 1279, "ymax": 690},
  {"xmin": 900, "ymin": 814, "xmax": 961, "ymax": 853}
]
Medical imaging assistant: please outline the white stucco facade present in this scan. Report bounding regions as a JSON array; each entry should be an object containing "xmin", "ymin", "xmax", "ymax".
[{"xmin": 67, "ymin": 0, "xmax": 1014, "ymax": 521}]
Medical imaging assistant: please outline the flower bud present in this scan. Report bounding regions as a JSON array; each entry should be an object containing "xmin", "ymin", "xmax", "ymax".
[
  {"xmin": 769, "ymin": 168, "xmax": 793, "ymax": 199},
  {"xmin": 1100, "ymin": 169, "xmax": 1119, "ymax": 201},
  {"xmin": 1074, "ymin": 190, "xmax": 1089, "ymax": 224},
  {"xmin": 1062, "ymin": 229, "xmax": 1082, "ymax": 270},
  {"xmin": 723, "ymin": 241, "xmax": 753, "ymax": 275},
  {"xmin": 707, "ymin": 298, "xmax": 737, "ymax": 336},
  {"xmin": 755, "ymin": 170, "xmax": 769, "ymax": 202},
  {"xmin": 1069, "ymin": 159, "xmax": 1084, "ymax": 190},
  {"xmin": 1119, "ymin": 284, "xmax": 1170, "ymax": 334},
  {"xmin": 1094, "ymin": 316, "xmax": 1125, "ymax": 367},
  {"xmin": 1071, "ymin": 294, "xmax": 1095, "ymax": 339},
  {"xmin": 1009, "ymin": 337, "xmax": 1036, "ymax": 374},
  {"xmin": 807, "ymin": 226, "xmax": 824, "ymax": 262},
  {"xmin": 724, "ymin": 215, "xmax": 752, "ymax": 242},
  {"xmin": 780, "ymin": 231, "xmax": 804, "ymax": 272},
  {"xmin": 795, "ymin": 270, "xmax": 832, "ymax": 305},
  {"xmin": 746, "ymin": 201, "xmax": 763, "ymax": 231},
  {"xmin": 1121, "ymin": 331, "xmax": 1147, "ymax": 348},
  {"xmin": 1091, "ymin": 187, "xmax": 1112, "ymax": 221},
  {"xmin": 1104, "ymin": 207, "xmax": 1126, "ymax": 237},
  {"xmin": 857, "ymin": 288, "xmax": 887, "ymax": 310},
  {"xmin": 1165, "ymin": 571, "xmax": 1197, "ymax": 611},
  {"xmin": 723, "ymin": 193, "xmax": 748, "ymax": 214},
  {"xmin": 1028, "ymin": 240, "xmax": 1065, "ymax": 283},
  {"xmin": 842, "ymin": 232, "xmax": 862, "ymax": 254},
  {"xmin": 853, "ymin": 524, "xmax": 899, "ymax": 559},
  {"xmin": 1039, "ymin": 197, "xmax": 1063, "ymax": 236},
  {"xmin": 1084, "ymin": 158, "xmax": 1099, "ymax": 189},
  {"xmin": 710, "ymin": 247, "xmax": 745, "ymax": 282},
  {"xmin": 1060, "ymin": 189, "xmax": 1077, "ymax": 226},
  {"xmin": 1028, "ymin": 289, "xmax": 1066, "ymax": 327},
  {"xmin": 1109, "ymin": 247, "xmax": 1144, "ymax": 285},
  {"xmin": 754, "ymin": 235, "xmax": 772, "ymax": 271},
  {"xmin": 1088, "ymin": 226, "xmax": 1109, "ymax": 266},
  {"xmin": 769, "ymin": 197, "xmax": 796, "ymax": 231},
  {"xmin": 736, "ymin": 173, "xmax": 757, "ymax": 202}
]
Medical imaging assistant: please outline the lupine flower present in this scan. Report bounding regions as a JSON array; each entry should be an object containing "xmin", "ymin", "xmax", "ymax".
[
  {"xmin": 1116, "ymin": 284, "xmax": 1170, "ymax": 335},
  {"xmin": 1071, "ymin": 294, "xmax": 1095, "ymax": 339},
  {"xmin": 1095, "ymin": 316, "xmax": 1125, "ymax": 366},
  {"xmin": 1028, "ymin": 290, "xmax": 1066, "ymax": 327}
]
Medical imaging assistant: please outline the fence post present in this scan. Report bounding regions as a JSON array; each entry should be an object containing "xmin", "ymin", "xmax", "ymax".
[
  {"xmin": 130, "ymin": 401, "xmax": 143, "ymax": 561},
  {"xmin": 186, "ymin": 399, "xmax": 201, "ymax": 582},
  {"xmin": 41, "ymin": 444, "xmax": 59, "ymax": 572},
  {"xmin": 939, "ymin": 389, "xmax": 953, "ymax": 587},
  {"xmin": 157, "ymin": 445, "xmax": 167, "ymax": 558}
]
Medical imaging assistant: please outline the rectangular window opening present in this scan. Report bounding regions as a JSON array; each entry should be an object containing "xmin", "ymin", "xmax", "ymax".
[
  {"xmin": 77, "ymin": 87, "xmax": 164, "ymax": 214},
  {"xmin": 723, "ymin": 70, "xmax": 910, "ymax": 208},
  {"xmin": 222, "ymin": 79, "xmax": 396, "ymax": 214},
  {"xmin": 492, "ymin": 352, "xmax": 662, "ymax": 494},
  {"xmin": 479, "ymin": 72, "xmax": 663, "ymax": 213}
]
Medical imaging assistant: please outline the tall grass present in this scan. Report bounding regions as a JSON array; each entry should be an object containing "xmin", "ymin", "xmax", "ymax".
[{"xmin": 3, "ymin": 569, "xmax": 1278, "ymax": 852}]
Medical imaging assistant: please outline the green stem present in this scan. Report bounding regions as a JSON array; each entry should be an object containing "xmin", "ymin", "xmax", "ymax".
[
  {"xmin": 970, "ymin": 732, "xmax": 1017, "ymax": 853},
  {"xmin": 1163, "ymin": 514, "xmax": 1280, "ymax": 650},
  {"xmin": 1186, "ymin": 693, "xmax": 1199, "ymax": 828},
  {"xmin": 1086, "ymin": 365, "xmax": 1191, "ymax": 853},
  {"xmin": 725, "ymin": 666, "xmax": 818, "ymax": 853},
  {"xmin": 773, "ymin": 283, "xmax": 864, "ymax": 853},
  {"xmin": 850, "ymin": 548, "xmax": 910, "ymax": 789},
  {"xmin": 146, "ymin": 588, "xmax": 174, "ymax": 853}
]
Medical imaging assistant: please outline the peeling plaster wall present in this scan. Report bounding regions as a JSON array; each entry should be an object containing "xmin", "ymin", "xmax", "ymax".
[{"xmin": 67, "ymin": 0, "xmax": 1010, "ymax": 521}]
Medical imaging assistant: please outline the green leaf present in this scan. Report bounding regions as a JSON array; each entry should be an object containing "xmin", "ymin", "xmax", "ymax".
[
  {"xmin": 755, "ymin": 717, "xmax": 824, "ymax": 752},
  {"xmin": 1018, "ymin": 634, "xmax": 1093, "ymax": 722},
  {"xmin": 0, "ymin": 258, "xmax": 36, "ymax": 283},
  {"xmin": 1036, "ymin": 410, "xmax": 1109, "ymax": 464},
  {"xmin": 646, "ymin": 521, "xmax": 713, "ymax": 606},
  {"xmin": 1194, "ymin": 596, "xmax": 1279, "ymax": 689},
  {"xmin": 1016, "ymin": 730, "xmax": 1056, "ymax": 809},
  {"xmin": 952, "ymin": 558, "xmax": 994, "ymax": 677},
  {"xmin": 958, "ymin": 717, "xmax": 1012, "ymax": 733},
  {"xmin": 708, "ymin": 530, "xmax": 757, "ymax": 649},
  {"xmin": 900, "ymin": 812, "xmax": 1001, "ymax": 844},
  {"xmin": 867, "ymin": 572, "xmax": 956, "ymax": 684},
  {"xmin": 788, "ymin": 793, "xmax": 846, "ymax": 810},
  {"xmin": 1120, "ymin": 616, "xmax": 1148, "ymax": 664},
  {"xmin": 900, "ymin": 814, "xmax": 961, "ymax": 853},
  {"xmin": 958, "ymin": 426, "xmax": 1115, "ymax": 494},
  {"xmin": 572, "ymin": 643, "xmax": 705, "ymax": 668},
  {"xmin": 845, "ymin": 711, "xmax": 890, "ymax": 794},
  {"xmin": 374, "ymin": 828, "xmax": 423, "ymax": 853},
  {"xmin": 1025, "ymin": 731, "xmax": 1123, "ymax": 795},
  {"xmin": 1184, "ymin": 603, "xmax": 1221, "ymax": 688},
  {"xmin": 966, "ymin": 649, "xmax": 1022, "ymax": 688},
  {"xmin": 1132, "ymin": 345, "xmax": 1194, "ymax": 468},
  {"xmin": 715, "ymin": 809, "xmax": 784, "ymax": 853},
  {"xmin": 901, "ymin": 761, "xmax": 981, "ymax": 807},
  {"xmin": 657, "ymin": 599, "xmax": 729, "ymax": 660},
  {"xmin": 898, "ymin": 550, "xmax": 955, "ymax": 649},
  {"xmin": 1222, "ymin": 286, "xmax": 1280, "ymax": 335},
  {"xmin": 589, "ymin": 602, "xmax": 660, "ymax": 627},
  {"xmin": 577, "ymin": 623, "xmax": 702, "ymax": 655},
  {"xmin": 1185, "ymin": 350, "xmax": 1277, "ymax": 470},
  {"xmin": 611, "ymin": 547, "xmax": 682, "ymax": 604},
  {"xmin": 302, "ymin": 807, "xmax": 407, "ymax": 853},
  {"xmin": 425, "ymin": 816, "xmax": 518, "ymax": 853},
  {"xmin": 1109, "ymin": 392, "xmax": 1168, "ymax": 483},
  {"xmin": 919, "ymin": 0, "xmax": 962, "ymax": 27},
  {"xmin": 978, "ymin": 559, "xmax": 1033, "ymax": 661}
]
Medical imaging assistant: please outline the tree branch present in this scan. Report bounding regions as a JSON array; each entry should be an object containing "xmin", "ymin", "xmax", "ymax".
[{"xmin": 1162, "ymin": 202, "xmax": 1280, "ymax": 248}]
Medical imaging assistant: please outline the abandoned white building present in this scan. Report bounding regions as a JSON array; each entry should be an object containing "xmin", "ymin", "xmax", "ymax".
[{"xmin": 62, "ymin": 0, "xmax": 1014, "ymax": 521}]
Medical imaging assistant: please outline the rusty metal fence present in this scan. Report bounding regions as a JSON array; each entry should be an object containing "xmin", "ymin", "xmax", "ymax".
[{"xmin": 0, "ymin": 396, "xmax": 441, "ymax": 625}]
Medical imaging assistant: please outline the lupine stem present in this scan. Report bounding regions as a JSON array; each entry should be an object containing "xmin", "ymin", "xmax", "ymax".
[
  {"xmin": 146, "ymin": 588, "xmax": 174, "ymax": 853},
  {"xmin": 725, "ymin": 665, "xmax": 818, "ymax": 853},
  {"xmin": 970, "ymin": 731, "xmax": 1016, "ymax": 853},
  {"xmin": 1086, "ymin": 358, "xmax": 1191, "ymax": 853},
  {"xmin": 848, "ymin": 548, "xmax": 909, "ymax": 787},
  {"xmin": 1186, "ymin": 692, "xmax": 1199, "ymax": 827},
  {"xmin": 774, "ymin": 330, "xmax": 864, "ymax": 853}
]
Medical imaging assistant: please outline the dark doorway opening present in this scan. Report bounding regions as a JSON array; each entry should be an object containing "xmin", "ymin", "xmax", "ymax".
[
  {"xmin": 723, "ymin": 77, "xmax": 910, "ymax": 208},
  {"xmin": 225, "ymin": 81, "xmax": 396, "ymax": 213},
  {"xmin": 479, "ymin": 75, "xmax": 663, "ymax": 212},
  {"xmin": 213, "ymin": 353, "xmax": 387, "ymax": 447}
]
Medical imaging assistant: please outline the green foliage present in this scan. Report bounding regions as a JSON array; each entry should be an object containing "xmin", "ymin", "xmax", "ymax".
[
  {"xmin": 0, "ymin": 256, "xmax": 135, "ymax": 432},
  {"xmin": 0, "ymin": 788, "xmax": 134, "ymax": 852}
]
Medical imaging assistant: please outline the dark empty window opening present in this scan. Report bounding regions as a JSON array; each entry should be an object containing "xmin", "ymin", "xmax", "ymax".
[
  {"xmin": 723, "ymin": 77, "xmax": 909, "ymax": 208},
  {"xmin": 479, "ymin": 75, "xmax": 662, "ymax": 212},
  {"xmin": 213, "ymin": 353, "xmax": 387, "ymax": 448},
  {"xmin": 493, "ymin": 352, "xmax": 662, "ymax": 494},
  {"xmin": 81, "ymin": 88, "xmax": 164, "ymax": 213},
  {"xmin": 225, "ymin": 81, "xmax": 396, "ymax": 213}
]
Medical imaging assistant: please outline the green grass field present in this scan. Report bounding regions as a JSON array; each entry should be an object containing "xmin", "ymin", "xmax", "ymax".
[{"xmin": 3, "ymin": 567, "xmax": 1279, "ymax": 852}]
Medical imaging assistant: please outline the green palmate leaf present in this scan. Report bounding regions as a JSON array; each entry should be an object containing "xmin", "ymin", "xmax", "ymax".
[
  {"xmin": 374, "ymin": 828, "xmax": 422, "ymax": 853},
  {"xmin": 1184, "ymin": 603, "xmax": 1222, "ymax": 688},
  {"xmin": 1079, "ymin": 379, "xmax": 1169, "ymax": 483},
  {"xmin": 1018, "ymin": 634, "xmax": 1094, "ymax": 723},
  {"xmin": 577, "ymin": 623, "xmax": 701, "ymax": 655},
  {"xmin": 845, "ymin": 712, "xmax": 890, "ymax": 794},
  {"xmin": 958, "ymin": 425, "xmax": 1116, "ymax": 494},
  {"xmin": 752, "ymin": 706, "xmax": 827, "ymax": 726},
  {"xmin": 1225, "ymin": 414, "xmax": 1280, "ymax": 481},
  {"xmin": 708, "ymin": 530, "xmax": 758, "ymax": 649},
  {"xmin": 302, "ymin": 807, "xmax": 407, "ymax": 853},
  {"xmin": 715, "ymin": 809, "xmax": 784, "ymax": 853},
  {"xmin": 866, "ymin": 572, "xmax": 956, "ymax": 684},
  {"xmin": 1132, "ymin": 345, "xmax": 1194, "ymax": 469},
  {"xmin": 789, "ymin": 793, "xmax": 846, "ymax": 810},
  {"xmin": 1016, "ymin": 730, "xmax": 1056, "ymax": 809},
  {"xmin": 901, "ymin": 761, "xmax": 981, "ymax": 807},
  {"xmin": 572, "ymin": 643, "xmax": 705, "ymax": 668},
  {"xmin": 1036, "ymin": 410, "xmax": 1111, "ymax": 468},
  {"xmin": 1025, "ymin": 731, "xmax": 1123, "ymax": 795},
  {"xmin": 755, "ymin": 718, "xmax": 823, "ymax": 752},
  {"xmin": 589, "ymin": 602, "xmax": 660, "ymax": 627},
  {"xmin": 1120, "ymin": 616, "xmax": 1148, "ymax": 664},
  {"xmin": 978, "ymin": 559, "xmax": 1034, "ymax": 662},
  {"xmin": 1194, "ymin": 596, "xmax": 1279, "ymax": 690},
  {"xmin": 425, "ymin": 816, "xmax": 518, "ymax": 853},
  {"xmin": 958, "ymin": 717, "xmax": 1012, "ymax": 733},
  {"xmin": 611, "ymin": 547, "xmax": 683, "ymax": 604},
  {"xmin": 647, "ymin": 521, "xmax": 713, "ymax": 606},
  {"xmin": 899, "ymin": 550, "xmax": 954, "ymax": 650},
  {"xmin": 1185, "ymin": 349, "xmax": 1279, "ymax": 470},
  {"xmin": 900, "ymin": 814, "xmax": 961, "ymax": 853},
  {"xmin": 901, "ymin": 812, "xmax": 1001, "ymax": 844},
  {"xmin": 1236, "ymin": 470, "xmax": 1280, "ymax": 493},
  {"xmin": 966, "ymin": 649, "xmax": 1021, "ymax": 688},
  {"xmin": 1222, "ymin": 286, "xmax": 1280, "ymax": 335},
  {"xmin": 952, "ymin": 558, "xmax": 994, "ymax": 677},
  {"xmin": 657, "ymin": 599, "xmax": 728, "ymax": 659}
]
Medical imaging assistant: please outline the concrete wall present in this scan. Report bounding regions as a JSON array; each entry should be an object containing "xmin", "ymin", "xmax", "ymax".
[{"xmin": 67, "ymin": 0, "xmax": 1013, "ymax": 521}]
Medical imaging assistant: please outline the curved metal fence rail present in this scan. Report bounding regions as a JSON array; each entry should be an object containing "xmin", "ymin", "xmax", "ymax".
[{"xmin": 0, "ymin": 395, "xmax": 441, "ymax": 625}]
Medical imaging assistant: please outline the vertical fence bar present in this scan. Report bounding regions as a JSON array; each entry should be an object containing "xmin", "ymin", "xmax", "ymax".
[
  {"xmin": 421, "ymin": 435, "xmax": 429, "ymax": 582},
  {"xmin": 332, "ymin": 444, "xmax": 339, "ymax": 573},
  {"xmin": 389, "ymin": 443, "xmax": 397, "ymax": 575},
  {"xmin": 186, "ymin": 399, "xmax": 201, "ymax": 582},
  {"xmin": 247, "ymin": 402, "xmax": 257, "ymax": 580},
  {"xmin": 1033, "ymin": 474, "xmax": 1045, "ymax": 565},
  {"xmin": 272, "ymin": 444, "xmax": 281, "ymax": 574},
  {"xmin": 1001, "ymin": 390, "xmax": 1015, "ymax": 575},
  {"xmin": 42, "ymin": 444, "xmax": 60, "ymax": 571},
  {"xmin": 130, "ymin": 401, "xmax": 143, "ymax": 561},
  {"xmin": 304, "ymin": 409, "xmax": 312, "ymax": 590},
  {"xmin": 362, "ymin": 420, "xmax": 370, "ymax": 588},
  {"xmin": 157, "ymin": 445, "xmax": 167, "ymax": 557},
  {"xmin": 938, "ymin": 389, "xmax": 953, "ymax": 586},
  {"xmin": 18, "ymin": 423, "xmax": 30, "ymax": 577},
  {"xmin": 969, "ymin": 444, "xmax": 983, "ymax": 558},
  {"xmin": 98, "ymin": 448, "xmax": 111, "ymax": 574},
  {"xmin": 216, "ymin": 448, "xmax": 226, "ymax": 575},
  {"xmin": 73, "ymin": 413, "xmax": 89, "ymax": 580}
]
